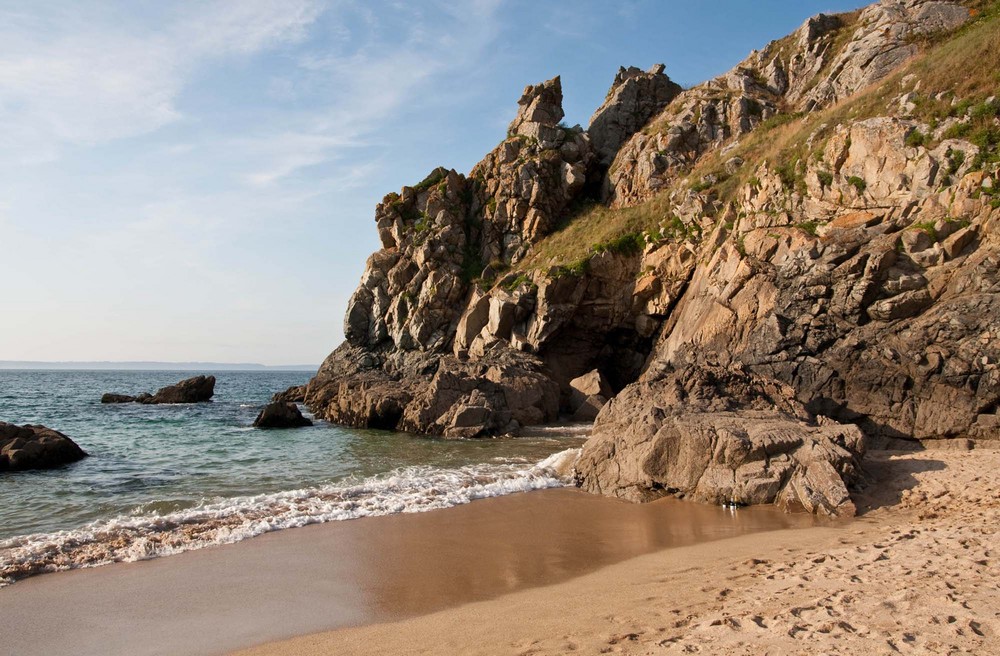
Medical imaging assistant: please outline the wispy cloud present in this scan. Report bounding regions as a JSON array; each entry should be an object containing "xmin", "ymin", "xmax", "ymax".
[
  {"xmin": 0, "ymin": 0, "xmax": 323, "ymax": 163},
  {"xmin": 236, "ymin": 0, "xmax": 506, "ymax": 185}
]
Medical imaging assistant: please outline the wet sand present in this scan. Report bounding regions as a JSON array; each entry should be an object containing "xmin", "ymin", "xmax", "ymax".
[
  {"xmin": 236, "ymin": 449, "xmax": 1000, "ymax": 656},
  {"xmin": 0, "ymin": 486, "xmax": 815, "ymax": 656}
]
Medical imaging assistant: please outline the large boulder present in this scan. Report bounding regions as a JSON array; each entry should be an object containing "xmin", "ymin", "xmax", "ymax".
[
  {"xmin": 306, "ymin": 343, "xmax": 559, "ymax": 437},
  {"xmin": 0, "ymin": 423, "xmax": 88, "ymax": 472},
  {"xmin": 575, "ymin": 366, "xmax": 866, "ymax": 517},
  {"xmin": 253, "ymin": 402, "xmax": 313, "ymax": 429},
  {"xmin": 568, "ymin": 369, "xmax": 614, "ymax": 421}
]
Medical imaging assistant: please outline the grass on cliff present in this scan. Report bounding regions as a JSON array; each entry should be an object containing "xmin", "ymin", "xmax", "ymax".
[
  {"xmin": 514, "ymin": 195, "xmax": 688, "ymax": 271},
  {"xmin": 682, "ymin": 1, "xmax": 1000, "ymax": 203},
  {"xmin": 515, "ymin": 1, "xmax": 1000, "ymax": 274}
]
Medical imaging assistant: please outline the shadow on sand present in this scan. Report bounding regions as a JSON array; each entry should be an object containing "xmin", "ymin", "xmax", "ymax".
[{"xmin": 852, "ymin": 452, "xmax": 947, "ymax": 516}]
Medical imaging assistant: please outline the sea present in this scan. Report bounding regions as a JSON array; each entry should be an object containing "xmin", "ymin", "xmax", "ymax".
[{"xmin": 0, "ymin": 370, "xmax": 584, "ymax": 586}]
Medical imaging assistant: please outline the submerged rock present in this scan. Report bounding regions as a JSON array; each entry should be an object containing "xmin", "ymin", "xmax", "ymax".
[
  {"xmin": 0, "ymin": 422, "xmax": 88, "ymax": 472},
  {"xmin": 253, "ymin": 402, "xmax": 313, "ymax": 429},
  {"xmin": 101, "ymin": 375, "xmax": 216, "ymax": 404}
]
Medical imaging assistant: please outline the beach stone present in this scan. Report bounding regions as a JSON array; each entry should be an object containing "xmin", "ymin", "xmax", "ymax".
[
  {"xmin": 253, "ymin": 402, "xmax": 313, "ymax": 429},
  {"xmin": 571, "ymin": 394, "xmax": 608, "ymax": 422},
  {"xmin": 0, "ymin": 422, "xmax": 88, "ymax": 472}
]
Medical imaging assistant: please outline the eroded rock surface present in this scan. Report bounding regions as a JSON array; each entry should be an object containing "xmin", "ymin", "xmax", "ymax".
[{"xmin": 606, "ymin": 0, "xmax": 972, "ymax": 207}]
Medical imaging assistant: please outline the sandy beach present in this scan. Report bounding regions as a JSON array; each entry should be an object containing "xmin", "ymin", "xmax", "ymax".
[
  {"xmin": 2, "ymin": 448, "xmax": 996, "ymax": 655},
  {"xmin": 234, "ymin": 448, "xmax": 999, "ymax": 656}
]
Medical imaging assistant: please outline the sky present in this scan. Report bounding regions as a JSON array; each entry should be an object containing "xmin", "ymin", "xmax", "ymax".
[{"xmin": 0, "ymin": 0, "xmax": 868, "ymax": 366}]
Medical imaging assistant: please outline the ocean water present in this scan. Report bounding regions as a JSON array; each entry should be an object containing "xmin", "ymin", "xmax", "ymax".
[{"xmin": 0, "ymin": 370, "xmax": 584, "ymax": 585}]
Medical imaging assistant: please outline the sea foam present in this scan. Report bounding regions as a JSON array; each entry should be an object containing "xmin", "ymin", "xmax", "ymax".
[{"xmin": 0, "ymin": 449, "xmax": 581, "ymax": 586}]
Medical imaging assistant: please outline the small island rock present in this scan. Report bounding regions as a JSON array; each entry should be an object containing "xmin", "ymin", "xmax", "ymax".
[{"xmin": 101, "ymin": 375, "xmax": 215, "ymax": 405}]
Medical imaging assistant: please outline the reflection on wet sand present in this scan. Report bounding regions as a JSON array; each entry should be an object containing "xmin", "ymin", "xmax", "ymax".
[{"xmin": 351, "ymin": 488, "xmax": 817, "ymax": 618}]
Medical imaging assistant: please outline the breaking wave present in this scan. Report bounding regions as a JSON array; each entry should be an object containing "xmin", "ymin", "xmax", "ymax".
[{"xmin": 0, "ymin": 449, "xmax": 581, "ymax": 586}]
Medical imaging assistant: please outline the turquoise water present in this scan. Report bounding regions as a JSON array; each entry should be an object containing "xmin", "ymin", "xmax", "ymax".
[{"xmin": 0, "ymin": 370, "xmax": 583, "ymax": 583}]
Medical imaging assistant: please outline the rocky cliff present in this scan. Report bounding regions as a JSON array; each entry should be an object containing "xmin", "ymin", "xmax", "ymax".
[{"xmin": 306, "ymin": 0, "xmax": 999, "ymax": 515}]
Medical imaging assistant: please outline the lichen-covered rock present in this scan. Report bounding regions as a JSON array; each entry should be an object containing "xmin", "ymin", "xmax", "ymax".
[{"xmin": 0, "ymin": 423, "xmax": 88, "ymax": 472}]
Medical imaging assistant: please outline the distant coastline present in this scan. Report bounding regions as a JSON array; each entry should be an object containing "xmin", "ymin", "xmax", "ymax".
[{"xmin": 0, "ymin": 361, "xmax": 318, "ymax": 371}]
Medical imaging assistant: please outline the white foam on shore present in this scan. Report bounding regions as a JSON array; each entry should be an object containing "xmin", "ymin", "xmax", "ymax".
[{"xmin": 0, "ymin": 449, "xmax": 581, "ymax": 587}]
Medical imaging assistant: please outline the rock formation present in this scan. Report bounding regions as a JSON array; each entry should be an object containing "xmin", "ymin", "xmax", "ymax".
[
  {"xmin": 589, "ymin": 64, "xmax": 682, "ymax": 165},
  {"xmin": 306, "ymin": 0, "xmax": 998, "ymax": 515},
  {"xmin": 102, "ymin": 375, "xmax": 216, "ymax": 404},
  {"xmin": 271, "ymin": 385, "xmax": 306, "ymax": 403},
  {"xmin": 0, "ymin": 423, "xmax": 88, "ymax": 471},
  {"xmin": 253, "ymin": 402, "xmax": 313, "ymax": 429},
  {"xmin": 576, "ymin": 365, "xmax": 866, "ymax": 517},
  {"xmin": 606, "ymin": 0, "xmax": 972, "ymax": 207}
]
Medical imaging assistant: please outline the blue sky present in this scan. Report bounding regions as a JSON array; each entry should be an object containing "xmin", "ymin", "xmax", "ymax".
[{"xmin": 1, "ymin": 0, "xmax": 867, "ymax": 365}]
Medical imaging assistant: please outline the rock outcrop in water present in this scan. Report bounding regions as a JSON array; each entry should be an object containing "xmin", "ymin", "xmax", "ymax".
[
  {"xmin": 0, "ymin": 423, "xmax": 87, "ymax": 471},
  {"xmin": 271, "ymin": 385, "xmax": 306, "ymax": 403},
  {"xmin": 102, "ymin": 375, "xmax": 216, "ymax": 404},
  {"xmin": 253, "ymin": 402, "xmax": 313, "ymax": 429},
  {"xmin": 305, "ymin": 0, "xmax": 999, "ymax": 515}
]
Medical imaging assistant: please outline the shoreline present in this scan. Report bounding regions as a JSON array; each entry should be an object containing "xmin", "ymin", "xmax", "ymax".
[
  {"xmin": 3, "ymin": 448, "xmax": 995, "ymax": 655},
  {"xmin": 234, "ymin": 449, "xmax": 1000, "ymax": 656},
  {"xmin": 0, "ymin": 484, "xmax": 815, "ymax": 656}
]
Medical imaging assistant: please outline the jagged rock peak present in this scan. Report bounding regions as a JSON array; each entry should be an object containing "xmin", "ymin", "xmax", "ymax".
[
  {"xmin": 589, "ymin": 63, "xmax": 682, "ymax": 165},
  {"xmin": 792, "ymin": 0, "xmax": 970, "ymax": 110},
  {"xmin": 508, "ymin": 76, "xmax": 564, "ymax": 136}
]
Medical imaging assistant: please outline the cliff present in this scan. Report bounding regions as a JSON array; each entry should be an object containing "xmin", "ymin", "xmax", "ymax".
[{"xmin": 305, "ymin": 0, "xmax": 999, "ymax": 516}]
